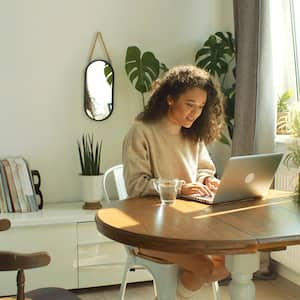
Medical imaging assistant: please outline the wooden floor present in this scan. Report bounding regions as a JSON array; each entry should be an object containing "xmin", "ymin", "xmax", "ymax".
[{"xmin": 75, "ymin": 276, "xmax": 300, "ymax": 300}]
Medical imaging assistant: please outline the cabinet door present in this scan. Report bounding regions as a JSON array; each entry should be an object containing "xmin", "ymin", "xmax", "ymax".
[
  {"xmin": 77, "ymin": 222, "xmax": 152, "ymax": 288},
  {"xmin": 0, "ymin": 223, "xmax": 77, "ymax": 296},
  {"xmin": 78, "ymin": 221, "xmax": 126, "ymax": 287}
]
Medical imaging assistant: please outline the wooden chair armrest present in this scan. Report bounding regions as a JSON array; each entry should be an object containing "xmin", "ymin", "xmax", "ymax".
[
  {"xmin": 0, "ymin": 219, "xmax": 11, "ymax": 231},
  {"xmin": 0, "ymin": 251, "xmax": 50, "ymax": 271},
  {"xmin": 1, "ymin": 297, "xmax": 32, "ymax": 300}
]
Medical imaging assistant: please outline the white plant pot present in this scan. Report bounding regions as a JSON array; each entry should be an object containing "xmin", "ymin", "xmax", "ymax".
[{"xmin": 80, "ymin": 174, "xmax": 103, "ymax": 209}]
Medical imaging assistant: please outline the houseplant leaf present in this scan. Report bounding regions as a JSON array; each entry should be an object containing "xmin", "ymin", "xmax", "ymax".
[
  {"xmin": 125, "ymin": 46, "xmax": 160, "ymax": 94},
  {"xmin": 104, "ymin": 63, "xmax": 113, "ymax": 85},
  {"xmin": 215, "ymin": 32, "xmax": 235, "ymax": 57},
  {"xmin": 195, "ymin": 31, "xmax": 235, "ymax": 78},
  {"xmin": 195, "ymin": 35, "xmax": 228, "ymax": 77},
  {"xmin": 77, "ymin": 134, "xmax": 102, "ymax": 175}
]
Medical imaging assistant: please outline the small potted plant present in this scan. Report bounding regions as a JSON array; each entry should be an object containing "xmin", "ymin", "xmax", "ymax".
[
  {"xmin": 288, "ymin": 102, "xmax": 300, "ymax": 137},
  {"xmin": 283, "ymin": 141, "xmax": 300, "ymax": 202},
  {"xmin": 277, "ymin": 89, "xmax": 293, "ymax": 135},
  {"xmin": 77, "ymin": 133, "xmax": 103, "ymax": 209}
]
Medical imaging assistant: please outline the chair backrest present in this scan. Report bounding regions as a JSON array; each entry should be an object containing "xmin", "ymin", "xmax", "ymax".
[
  {"xmin": 0, "ymin": 219, "xmax": 51, "ymax": 300},
  {"xmin": 102, "ymin": 165, "xmax": 138, "ymax": 257},
  {"xmin": 103, "ymin": 164, "xmax": 128, "ymax": 202}
]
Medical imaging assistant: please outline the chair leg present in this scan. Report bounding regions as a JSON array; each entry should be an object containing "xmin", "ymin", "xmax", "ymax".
[
  {"xmin": 118, "ymin": 265, "xmax": 130, "ymax": 300},
  {"xmin": 212, "ymin": 281, "xmax": 221, "ymax": 300},
  {"xmin": 140, "ymin": 262, "xmax": 178, "ymax": 300},
  {"xmin": 17, "ymin": 269, "xmax": 25, "ymax": 300},
  {"xmin": 153, "ymin": 278, "xmax": 157, "ymax": 298}
]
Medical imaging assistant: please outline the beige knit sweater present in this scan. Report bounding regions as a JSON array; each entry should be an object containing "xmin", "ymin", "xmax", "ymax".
[{"xmin": 122, "ymin": 118, "xmax": 216, "ymax": 197}]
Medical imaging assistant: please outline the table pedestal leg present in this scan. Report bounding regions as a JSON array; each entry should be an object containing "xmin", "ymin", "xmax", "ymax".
[{"xmin": 225, "ymin": 253, "xmax": 260, "ymax": 300}]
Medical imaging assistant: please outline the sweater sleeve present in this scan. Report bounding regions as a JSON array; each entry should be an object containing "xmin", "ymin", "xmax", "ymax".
[
  {"xmin": 196, "ymin": 142, "xmax": 216, "ymax": 183},
  {"xmin": 122, "ymin": 123, "xmax": 157, "ymax": 197}
]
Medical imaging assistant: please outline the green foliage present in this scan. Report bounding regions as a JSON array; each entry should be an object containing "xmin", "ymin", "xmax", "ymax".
[
  {"xmin": 195, "ymin": 32, "xmax": 235, "ymax": 79},
  {"xmin": 77, "ymin": 134, "xmax": 102, "ymax": 175},
  {"xmin": 125, "ymin": 46, "xmax": 161, "ymax": 107},
  {"xmin": 284, "ymin": 142, "xmax": 300, "ymax": 169},
  {"xmin": 104, "ymin": 63, "xmax": 113, "ymax": 85},
  {"xmin": 289, "ymin": 104, "xmax": 300, "ymax": 137},
  {"xmin": 195, "ymin": 31, "xmax": 236, "ymax": 142},
  {"xmin": 277, "ymin": 90, "xmax": 293, "ymax": 112},
  {"xmin": 293, "ymin": 183, "xmax": 300, "ymax": 203},
  {"xmin": 283, "ymin": 141, "xmax": 300, "ymax": 203}
]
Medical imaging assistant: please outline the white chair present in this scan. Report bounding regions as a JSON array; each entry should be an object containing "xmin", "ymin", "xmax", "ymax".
[{"xmin": 102, "ymin": 164, "xmax": 221, "ymax": 300}]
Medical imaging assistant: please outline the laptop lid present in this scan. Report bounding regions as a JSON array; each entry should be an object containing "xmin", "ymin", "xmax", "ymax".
[{"xmin": 212, "ymin": 152, "xmax": 284, "ymax": 204}]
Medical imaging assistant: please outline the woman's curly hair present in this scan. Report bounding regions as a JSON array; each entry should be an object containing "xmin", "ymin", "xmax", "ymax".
[{"xmin": 137, "ymin": 65, "xmax": 225, "ymax": 144}]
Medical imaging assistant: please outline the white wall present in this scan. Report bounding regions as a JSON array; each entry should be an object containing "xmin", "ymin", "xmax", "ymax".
[{"xmin": 0, "ymin": 0, "xmax": 233, "ymax": 203}]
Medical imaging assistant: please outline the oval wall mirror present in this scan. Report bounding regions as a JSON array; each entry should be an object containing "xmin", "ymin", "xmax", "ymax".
[{"xmin": 84, "ymin": 60, "xmax": 114, "ymax": 121}]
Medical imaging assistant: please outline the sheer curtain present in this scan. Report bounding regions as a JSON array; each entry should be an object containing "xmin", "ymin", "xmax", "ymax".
[
  {"xmin": 232, "ymin": 0, "xmax": 297, "ymax": 277},
  {"xmin": 255, "ymin": 0, "xmax": 296, "ymax": 154},
  {"xmin": 232, "ymin": 0, "xmax": 296, "ymax": 155}
]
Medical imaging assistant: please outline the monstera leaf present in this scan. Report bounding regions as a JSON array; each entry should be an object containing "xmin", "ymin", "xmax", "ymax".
[
  {"xmin": 104, "ymin": 63, "xmax": 113, "ymax": 85},
  {"xmin": 195, "ymin": 32, "xmax": 235, "ymax": 78},
  {"xmin": 216, "ymin": 31, "xmax": 235, "ymax": 57},
  {"xmin": 125, "ymin": 46, "xmax": 160, "ymax": 94}
]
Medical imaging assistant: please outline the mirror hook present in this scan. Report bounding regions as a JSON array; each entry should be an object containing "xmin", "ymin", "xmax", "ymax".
[{"xmin": 88, "ymin": 32, "xmax": 111, "ymax": 63}]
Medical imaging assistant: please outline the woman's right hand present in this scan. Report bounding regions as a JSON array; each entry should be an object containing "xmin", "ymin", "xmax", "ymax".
[{"xmin": 180, "ymin": 182, "xmax": 214, "ymax": 197}]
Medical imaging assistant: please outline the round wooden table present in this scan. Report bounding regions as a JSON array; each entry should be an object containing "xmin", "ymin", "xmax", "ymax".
[{"xmin": 96, "ymin": 190, "xmax": 300, "ymax": 300}]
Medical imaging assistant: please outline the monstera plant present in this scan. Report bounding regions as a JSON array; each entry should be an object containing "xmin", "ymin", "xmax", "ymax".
[
  {"xmin": 195, "ymin": 32, "xmax": 236, "ymax": 145},
  {"xmin": 124, "ymin": 31, "xmax": 236, "ymax": 145},
  {"xmin": 125, "ymin": 46, "xmax": 167, "ymax": 107}
]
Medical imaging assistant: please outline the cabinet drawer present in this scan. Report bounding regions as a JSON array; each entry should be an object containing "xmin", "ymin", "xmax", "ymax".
[
  {"xmin": 77, "ymin": 221, "xmax": 110, "ymax": 244},
  {"xmin": 78, "ymin": 241, "xmax": 127, "ymax": 267}
]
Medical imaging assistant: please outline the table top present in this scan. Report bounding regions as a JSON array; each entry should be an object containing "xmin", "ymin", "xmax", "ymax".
[{"xmin": 96, "ymin": 190, "xmax": 300, "ymax": 255}]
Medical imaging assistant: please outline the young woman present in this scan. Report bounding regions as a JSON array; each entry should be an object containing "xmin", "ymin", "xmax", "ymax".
[{"xmin": 122, "ymin": 65, "xmax": 229, "ymax": 299}]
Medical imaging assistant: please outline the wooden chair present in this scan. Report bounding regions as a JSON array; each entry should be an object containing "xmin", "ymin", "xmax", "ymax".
[
  {"xmin": 102, "ymin": 164, "xmax": 221, "ymax": 300},
  {"xmin": 0, "ymin": 219, "xmax": 80, "ymax": 300}
]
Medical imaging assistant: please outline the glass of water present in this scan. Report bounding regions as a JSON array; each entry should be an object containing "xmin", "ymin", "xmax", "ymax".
[{"xmin": 153, "ymin": 178, "xmax": 184, "ymax": 205}]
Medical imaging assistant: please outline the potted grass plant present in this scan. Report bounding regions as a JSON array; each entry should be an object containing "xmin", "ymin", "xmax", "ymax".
[{"xmin": 77, "ymin": 133, "xmax": 103, "ymax": 209}]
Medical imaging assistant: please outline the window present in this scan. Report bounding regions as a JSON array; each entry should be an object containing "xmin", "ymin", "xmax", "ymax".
[
  {"xmin": 291, "ymin": 0, "xmax": 300, "ymax": 102},
  {"xmin": 275, "ymin": 0, "xmax": 299, "ymax": 137}
]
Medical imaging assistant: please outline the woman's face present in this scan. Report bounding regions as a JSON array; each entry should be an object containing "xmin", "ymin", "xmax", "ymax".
[{"xmin": 167, "ymin": 87, "xmax": 207, "ymax": 128}]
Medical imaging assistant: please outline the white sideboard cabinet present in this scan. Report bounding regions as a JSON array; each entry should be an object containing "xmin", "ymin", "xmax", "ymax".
[{"xmin": 0, "ymin": 202, "xmax": 151, "ymax": 296}]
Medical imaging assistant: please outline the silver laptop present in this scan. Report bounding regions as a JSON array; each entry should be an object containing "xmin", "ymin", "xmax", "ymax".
[{"xmin": 180, "ymin": 152, "xmax": 283, "ymax": 204}]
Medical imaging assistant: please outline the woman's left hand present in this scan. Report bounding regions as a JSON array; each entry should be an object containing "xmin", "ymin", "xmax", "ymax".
[{"xmin": 204, "ymin": 177, "xmax": 220, "ymax": 193}]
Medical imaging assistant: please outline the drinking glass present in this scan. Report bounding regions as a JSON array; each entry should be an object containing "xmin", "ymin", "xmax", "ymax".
[{"xmin": 153, "ymin": 178, "xmax": 184, "ymax": 205}]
